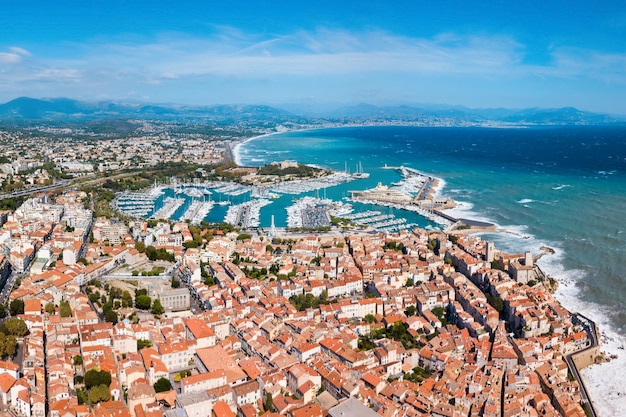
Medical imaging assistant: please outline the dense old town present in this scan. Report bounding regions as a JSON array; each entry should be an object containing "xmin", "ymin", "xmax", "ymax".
[{"xmin": 0, "ymin": 184, "xmax": 600, "ymax": 417}]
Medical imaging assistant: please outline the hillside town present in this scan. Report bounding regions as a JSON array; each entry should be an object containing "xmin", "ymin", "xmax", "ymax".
[
  {"xmin": 0, "ymin": 123, "xmax": 234, "ymax": 196},
  {"xmin": 0, "ymin": 187, "xmax": 600, "ymax": 417}
]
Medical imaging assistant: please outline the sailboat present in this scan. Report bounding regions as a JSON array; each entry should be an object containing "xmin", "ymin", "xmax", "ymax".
[
  {"xmin": 217, "ymin": 194, "xmax": 231, "ymax": 206},
  {"xmin": 352, "ymin": 161, "xmax": 370, "ymax": 179}
]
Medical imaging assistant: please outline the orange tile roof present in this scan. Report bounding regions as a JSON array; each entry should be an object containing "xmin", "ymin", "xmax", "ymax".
[
  {"xmin": 212, "ymin": 401, "xmax": 235, "ymax": 417},
  {"xmin": 0, "ymin": 372, "xmax": 16, "ymax": 393}
]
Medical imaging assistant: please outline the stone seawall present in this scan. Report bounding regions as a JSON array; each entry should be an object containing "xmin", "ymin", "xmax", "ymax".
[{"xmin": 571, "ymin": 345, "xmax": 601, "ymax": 369}]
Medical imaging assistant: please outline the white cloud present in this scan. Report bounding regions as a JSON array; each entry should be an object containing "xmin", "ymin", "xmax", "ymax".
[
  {"xmin": 9, "ymin": 47, "xmax": 32, "ymax": 57},
  {"xmin": 1, "ymin": 27, "xmax": 626, "ymax": 110},
  {"xmin": 0, "ymin": 52, "xmax": 23, "ymax": 64},
  {"xmin": 79, "ymin": 28, "xmax": 529, "ymax": 80}
]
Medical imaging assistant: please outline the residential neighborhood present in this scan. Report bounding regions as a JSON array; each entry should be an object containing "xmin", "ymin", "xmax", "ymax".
[{"xmin": 0, "ymin": 188, "xmax": 601, "ymax": 417}]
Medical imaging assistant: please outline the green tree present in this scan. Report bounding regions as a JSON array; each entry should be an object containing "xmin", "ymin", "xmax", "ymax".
[
  {"xmin": 3, "ymin": 318, "xmax": 28, "ymax": 337},
  {"xmin": 486, "ymin": 294, "xmax": 505, "ymax": 313},
  {"xmin": 76, "ymin": 388, "xmax": 88, "ymax": 405},
  {"xmin": 59, "ymin": 300, "xmax": 72, "ymax": 318},
  {"xmin": 171, "ymin": 277, "xmax": 181, "ymax": 288},
  {"xmin": 0, "ymin": 305, "xmax": 6, "ymax": 319},
  {"xmin": 264, "ymin": 392, "xmax": 274, "ymax": 412},
  {"xmin": 85, "ymin": 369, "xmax": 111, "ymax": 390},
  {"xmin": 404, "ymin": 305, "xmax": 417, "ymax": 317},
  {"xmin": 9, "ymin": 299, "xmax": 24, "ymax": 316},
  {"xmin": 405, "ymin": 278, "xmax": 415, "ymax": 287},
  {"xmin": 73, "ymin": 355, "xmax": 83, "ymax": 366},
  {"xmin": 135, "ymin": 241, "xmax": 146, "ymax": 253},
  {"xmin": 45, "ymin": 302, "xmax": 56, "ymax": 315},
  {"xmin": 136, "ymin": 295, "xmax": 152, "ymax": 310},
  {"xmin": 431, "ymin": 306, "xmax": 448, "ymax": 326},
  {"xmin": 153, "ymin": 377, "xmax": 172, "ymax": 393},
  {"xmin": 88, "ymin": 384, "xmax": 111, "ymax": 404},
  {"xmin": 4, "ymin": 335, "xmax": 17, "ymax": 358},
  {"xmin": 151, "ymin": 299, "xmax": 164, "ymax": 315},
  {"xmin": 122, "ymin": 291, "xmax": 133, "ymax": 308},
  {"xmin": 364, "ymin": 314, "xmax": 376, "ymax": 324},
  {"xmin": 137, "ymin": 339, "xmax": 152, "ymax": 350},
  {"xmin": 104, "ymin": 309, "xmax": 119, "ymax": 324}
]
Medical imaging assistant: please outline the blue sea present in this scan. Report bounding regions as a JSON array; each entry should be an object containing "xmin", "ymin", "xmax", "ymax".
[{"xmin": 235, "ymin": 125, "xmax": 626, "ymax": 337}]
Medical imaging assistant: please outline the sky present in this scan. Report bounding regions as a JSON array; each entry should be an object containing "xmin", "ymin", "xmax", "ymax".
[{"xmin": 1, "ymin": 0, "xmax": 626, "ymax": 113}]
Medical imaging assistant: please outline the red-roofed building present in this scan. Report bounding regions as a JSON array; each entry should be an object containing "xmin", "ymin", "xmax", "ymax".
[{"xmin": 211, "ymin": 401, "xmax": 235, "ymax": 417}]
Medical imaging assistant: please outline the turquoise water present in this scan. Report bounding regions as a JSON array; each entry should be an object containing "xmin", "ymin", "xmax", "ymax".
[{"xmin": 236, "ymin": 125, "xmax": 626, "ymax": 333}]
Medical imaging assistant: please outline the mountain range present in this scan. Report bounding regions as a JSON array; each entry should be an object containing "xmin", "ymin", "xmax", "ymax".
[{"xmin": 0, "ymin": 97, "xmax": 622, "ymax": 125}]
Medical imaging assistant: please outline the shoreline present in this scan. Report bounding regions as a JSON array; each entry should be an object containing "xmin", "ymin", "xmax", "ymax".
[
  {"xmin": 231, "ymin": 122, "xmax": 531, "ymax": 167},
  {"xmin": 233, "ymin": 124, "xmax": 623, "ymax": 414},
  {"xmin": 440, "ymin": 200, "xmax": 620, "ymax": 415}
]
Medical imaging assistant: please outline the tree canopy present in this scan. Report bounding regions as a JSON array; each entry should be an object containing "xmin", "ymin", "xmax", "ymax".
[
  {"xmin": 151, "ymin": 299, "xmax": 164, "ymax": 315},
  {"xmin": 85, "ymin": 369, "xmax": 111, "ymax": 390},
  {"xmin": 9, "ymin": 299, "xmax": 24, "ymax": 316},
  {"xmin": 153, "ymin": 377, "xmax": 172, "ymax": 393},
  {"xmin": 88, "ymin": 385, "xmax": 111, "ymax": 404},
  {"xmin": 2, "ymin": 318, "xmax": 28, "ymax": 337},
  {"xmin": 60, "ymin": 300, "xmax": 72, "ymax": 318},
  {"xmin": 136, "ymin": 295, "xmax": 152, "ymax": 310}
]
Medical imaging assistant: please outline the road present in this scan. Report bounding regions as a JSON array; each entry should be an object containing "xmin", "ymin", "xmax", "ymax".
[
  {"xmin": 564, "ymin": 313, "xmax": 599, "ymax": 417},
  {"xmin": 0, "ymin": 180, "xmax": 72, "ymax": 200},
  {"xmin": 0, "ymin": 271, "xmax": 23, "ymax": 305},
  {"xmin": 0, "ymin": 168, "xmax": 149, "ymax": 201}
]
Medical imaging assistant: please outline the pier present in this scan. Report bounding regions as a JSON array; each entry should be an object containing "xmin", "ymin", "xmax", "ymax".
[
  {"xmin": 151, "ymin": 197, "xmax": 185, "ymax": 220},
  {"xmin": 181, "ymin": 201, "xmax": 214, "ymax": 224}
]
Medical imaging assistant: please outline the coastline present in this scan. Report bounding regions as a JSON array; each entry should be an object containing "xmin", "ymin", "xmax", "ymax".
[
  {"xmin": 233, "ymin": 125, "xmax": 624, "ymax": 415},
  {"xmin": 232, "ymin": 130, "xmax": 288, "ymax": 166},
  {"xmin": 447, "ymin": 199, "xmax": 623, "ymax": 415}
]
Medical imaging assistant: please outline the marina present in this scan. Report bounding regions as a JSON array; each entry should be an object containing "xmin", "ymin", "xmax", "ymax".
[
  {"xmin": 151, "ymin": 197, "xmax": 185, "ymax": 220},
  {"xmin": 224, "ymin": 199, "xmax": 272, "ymax": 228},
  {"xmin": 270, "ymin": 172, "xmax": 354, "ymax": 195},
  {"xmin": 286, "ymin": 197, "xmax": 352, "ymax": 229},
  {"xmin": 112, "ymin": 191, "xmax": 159, "ymax": 218},
  {"xmin": 336, "ymin": 208, "xmax": 419, "ymax": 232},
  {"xmin": 181, "ymin": 200, "xmax": 215, "ymax": 224},
  {"xmin": 109, "ymin": 170, "xmax": 452, "ymax": 230}
]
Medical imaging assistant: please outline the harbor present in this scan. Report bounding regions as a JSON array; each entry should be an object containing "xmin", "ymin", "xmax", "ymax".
[
  {"xmin": 181, "ymin": 200, "xmax": 215, "ymax": 225},
  {"xmin": 224, "ymin": 199, "xmax": 272, "ymax": 228},
  {"xmin": 286, "ymin": 197, "xmax": 353, "ymax": 229},
  {"xmin": 111, "ymin": 190, "xmax": 161, "ymax": 218},
  {"xmin": 151, "ymin": 197, "xmax": 185, "ymax": 220},
  {"xmin": 109, "ymin": 167, "xmax": 465, "ymax": 231}
]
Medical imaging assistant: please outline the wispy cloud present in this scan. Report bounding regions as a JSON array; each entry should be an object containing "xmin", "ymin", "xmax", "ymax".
[
  {"xmin": 1, "ymin": 27, "xmax": 625, "ymax": 108},
  {"xmin": 0, "ymin": 51, "xmax": 23, "ymax": 64},
  {"xmin": 82, "ymin": 29, "xmax": 528, "ymax": 78},
  {"xmin": 10, "ymin": 47, "xmax": 32, "ymax": 57},
  {"xmin": 66, "ymin": 28, "xmax": 625, "ymax": 83}
]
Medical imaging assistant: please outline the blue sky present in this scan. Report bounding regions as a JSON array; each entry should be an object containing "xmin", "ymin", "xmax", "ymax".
[{"xmin": 1, "ymin": 0, "xmax": 625, "ymax": 113}]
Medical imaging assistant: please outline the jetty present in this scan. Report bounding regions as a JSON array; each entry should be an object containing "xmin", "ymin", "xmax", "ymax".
[{"xmin": 181, "ymin": 200, "xmax": 214, "ymax": 224}]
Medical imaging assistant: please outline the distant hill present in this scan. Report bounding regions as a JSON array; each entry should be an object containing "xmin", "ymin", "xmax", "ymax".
[
  {"xmin": 0, "ymin": 97, "xmax": 622, "ymax": 125},
  {"xmin": 0, "ymin": 97, "xmax": 297, "ymax": 123},
  {"xmin": 319, "ymin": 103, "xmax": 622, "ymax": 125}
]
